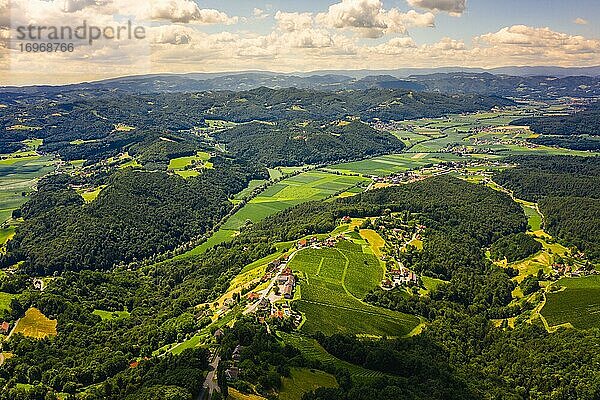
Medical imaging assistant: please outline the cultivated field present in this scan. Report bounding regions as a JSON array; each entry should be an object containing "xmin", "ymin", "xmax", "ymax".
[
  {"xmin": 224, "ymin": 170, "xmax": 368, "ymax": 230},
  {"xmin": 330, "ymin": 152, "xmax": 463, "ymax": 176},
  {"xmin": 279, "ymin": 332, "xmax": 386, "ymax": 379},
  {"xmin": 0, "ymin": 153, "xmax": 55, "ymax": 223},
  {"xmin": 542, "ymin": 276, "xmax": 600, "ymax": 329},
  {"xmin": 279, "ymin": 368, "xmax": 338, "ymax": 400},
  {"xmin": 12, "ymin": 307, "xmax": 57, "ymax": 339},
  {"xmin": 331, "ymin": 109, "xmax": 591, "ymax": 177},
  {"xmin": 0, "ymin": 292, "xmax": 13, "ymax": 313},
  {"xmin": 167, "ymin": 151, "xmax": 211, "ymax": 177}
]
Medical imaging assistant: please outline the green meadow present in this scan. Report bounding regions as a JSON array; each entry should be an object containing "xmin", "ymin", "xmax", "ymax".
[
  {"xmin": 223, "ymin": 171, "xmax": 368, "ymax": 229},
  {"xmin": 279, "ymin": 368, "xmax": 338, "ymax": 400},
  {"xmin": 279, "ymin": 332, "xmax": 386, "ymax": 379},
  {"xmin": 168, "ymin": 151, "xmax": 212, "ymax": 178},
  {"xmin": 0, "ymin": 292, "xmax": 14, "ymax": 313},
  {"xmin": 0, "ymin": 155, "xmax": 55, "ymax": 223},
  {"xmin": 92, "ymin": 309, "xmax": 130, "ymax": 320}
]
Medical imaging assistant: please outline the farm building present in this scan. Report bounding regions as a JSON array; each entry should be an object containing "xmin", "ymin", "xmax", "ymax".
[
  {"xmin": 0, "ymin": 321, "xmax": 9, "ymax": 334},
  {"xmin": 258, "ymin": 298, "xmax": 270, "ymax": 311},
  {"xmin": 213, "ymin": 328, "xmax": 224, "ymax": 341},
  {"xmin": 283, "ymin": 283, "xmax": 294, "ymax": 299},
  {"xmin": 225, "ymin": 367, "xmax": 240, "ymax": 382},
  {"xmin": 246, "ymin": 292, "xmax": 260, "ymax": 300},
  {"xmin": 232, "ymin": 345, "xmax": 242, "ymax": 361}
]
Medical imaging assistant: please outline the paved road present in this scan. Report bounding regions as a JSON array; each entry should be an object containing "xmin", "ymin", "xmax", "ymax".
[
  {"xmin": 198, "ymin": 354, "xmax": 220, "ymax": 400},
  {"xmin": 243, "ymin": 249, "xmax": 299, "ymax": 315}
]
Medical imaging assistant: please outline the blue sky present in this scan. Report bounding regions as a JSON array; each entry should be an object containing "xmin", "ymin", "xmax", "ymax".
[
  {"xmin": 3, "ymin": 0, "xmax": 599, "ymax": 84},
  {"xmin": 195, "ymin": 0, "xmax": 600, "ymax": 44}
]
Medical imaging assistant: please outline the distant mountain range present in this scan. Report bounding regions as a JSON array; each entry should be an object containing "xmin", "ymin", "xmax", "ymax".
[{"xmin": 2, "ymin": 66, "xmax": 600, "ymax": 100}]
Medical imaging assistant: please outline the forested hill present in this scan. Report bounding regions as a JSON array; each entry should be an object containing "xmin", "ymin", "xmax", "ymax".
[
  {"xmin": 493, "ymin": 155, "xmax": 600, "ymax": 201},
  {"xmin": 2, "ymin": 71, "xmax": 599, "ymax": 98},
  {"xmin": 1, "ymin": 159, "xmax": 266, "ymax": 274},
  {"xmin": 409, "ymin": 73, "xmax": 600, "ymax": 99},
  {"xmin": 0, "ymin": 87, "xmax": 511, "ymax": 140},
  {"xmin": 511, "ymin": 108, "xmax": 600, "ymax": 137},
  {"xmin": 509, "ymin": 108, "xmax": 600, "ymax": 151},
  {"xmin": 215, "ymin": 120, "xmax": 404, "ymax": 167},
  {"xmin": 494, "ymin": 155, "xmax": 600, "ymax": 261},
  {"xmin": 246, "ymin": 175, "xmax": 525, "ymax": 249},
  {"xmin": 0, "ymin": 87, "xmax": 511, "ymax": 168}
]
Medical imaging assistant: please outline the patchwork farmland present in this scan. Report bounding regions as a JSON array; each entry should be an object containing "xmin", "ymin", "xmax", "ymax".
[{"xmin": 184, "ymin": 170, "xmax": 370, "ymax": 256}]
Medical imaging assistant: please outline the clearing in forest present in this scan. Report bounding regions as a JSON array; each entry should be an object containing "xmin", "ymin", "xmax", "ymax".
[{"xmin": 12, "ymin": 307, "xmax": 57, "ymax": 339}]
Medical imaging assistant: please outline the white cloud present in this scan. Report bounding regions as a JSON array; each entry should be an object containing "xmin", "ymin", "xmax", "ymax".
[
  {"xmin": 150, "ymin": 0, "xmax": 238, "ymax": 24},
  {"xmin": 371, "ymin": 36, "xmax": 417, "ymax": 54},
  {"xmin": 477, "ymin": 25, "xmax": 600, "ymax": 54},
  {"xmin": 151, "ymin": 25, "xmax": 193, "ymax": 45},
  {"xmin": 275, "ymin": 11, "xmax": 314, "ymax": 32},
  {"xmin": 428, "ymin": 36, "xmax": 464, "ymax": 50},
  {"xmin": 317, "ymin": 0, "xmax": 435, "ymax": 38},
  {"xmin": 3, "ymin": 1, "xmax": 600, "ymax": 85},
  {"xmin": 574, "ymin": 17, "xmax": 588, "ymax": 25},
  {"xmin": 279, "ymin": 29, "xmax": 334, "ymax": 49},
  {"xmin": 0, "ymin": 0, "xmax": 9, "ymax": 27},
  {"xmin": 386, "ymin": 9, "xmax": 435, "ymax": 30},
  {"xmin": 407, "ymin": 0, "xmax": 466, "ymax": 16},
  {"xmin": 253, "ymin": 8, "xmax": 269, "ymax": 19},
  {"xmin": 211, "ymin": 31, "xmax": 239, "ymax": 43},
  {"xmin": 318, "ymin": 0, "xmax": 386, "ymax": 30},
  {"xmin": 57, "ymin": 0, "xmax": 98, "ymax": 13}
]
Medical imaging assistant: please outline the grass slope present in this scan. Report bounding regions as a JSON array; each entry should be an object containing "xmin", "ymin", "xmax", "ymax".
[{"xmin": 279, "ymin": 368, "xmax": 338, "ymax": 400}]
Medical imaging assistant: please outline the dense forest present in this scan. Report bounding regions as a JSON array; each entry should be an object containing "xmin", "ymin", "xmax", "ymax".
[
  {"xmin": 494, "ymin": 155, "xmax": 600, "ymax": 262},
  {"xmin": 489, "ymin": 232, "xmax": 542, "ymax": 263},
  {"xmin": 528, "ymin": 135, "xmax": 600, "ymax": 151},
  {"xmin": 511, "ymin": 109, "xmax": 600, "ymax": 137},
  {"xmin": 493, "ymin": 155, "xmax": 600, "ymax": 201},
  {"xmin": 0, "ymin": 87, "xmax": 510, "ymax": 143},
  {"xmin": 1, "ymin": 159, "xmax": 266, "ymax": 274},
  {"xmin": 216, "ymin": 120, "xmax": 404, "ymax": 167},
  {"xmin": 540, "ymin": 196, "xmax": 600, "ymax": 261},
  {"xmin": 510, "ymin": 108, "xmax": 600, "ymax": 151}
]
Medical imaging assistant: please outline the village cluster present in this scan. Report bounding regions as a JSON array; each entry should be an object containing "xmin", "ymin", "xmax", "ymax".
[
  {"xmin": 371, "ymin": 160, "xmax": 506, "ymax": 185},
  {"xmin": 244, "ymin": 257, "xmax": 302, "ymax": 327},
  {"xmin": 381, "ymin": 263, "xmax": 419, "ymax": 289},
  {"xmin": 552, "ymin": 253, "xmax": 598, "ymax": 279}
]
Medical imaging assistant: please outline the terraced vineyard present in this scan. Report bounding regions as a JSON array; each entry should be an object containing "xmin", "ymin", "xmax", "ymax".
[
  {"xmin": 289, "ymin": 240, "xmax": 419, "ymax": 336},
  {"xmin": 278, "ymin": 332, "xmax": 386, "ymax": 380},
  {"xmin": 542, "ymin": 275, "xmax": 600, "ymax": 329}
]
